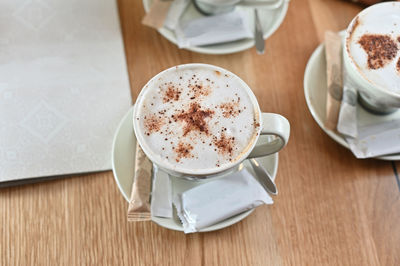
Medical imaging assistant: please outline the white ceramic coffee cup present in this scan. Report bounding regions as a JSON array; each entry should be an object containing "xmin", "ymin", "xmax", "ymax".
[
  {"xmin": 133, "ymin": 63, "xmax": 290, "ymax": 178},
  {"xmin": 343, "ymin": 2, "xmax": 400, "ymax": 114}
]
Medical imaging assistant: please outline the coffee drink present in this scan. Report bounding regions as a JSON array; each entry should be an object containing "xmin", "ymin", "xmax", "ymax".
[
  {"xmin": 134, "ymin": 64, "xmax": 260, "ymax": 173},
  {"xmin": 345, "ymin": 2, "xmax": 400, "ymax": 94}
]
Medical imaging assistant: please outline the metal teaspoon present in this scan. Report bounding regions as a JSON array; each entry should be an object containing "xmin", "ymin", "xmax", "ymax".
[{"xmin": 249, "ymin": 158, "xmax": 277, "ymax": 195}]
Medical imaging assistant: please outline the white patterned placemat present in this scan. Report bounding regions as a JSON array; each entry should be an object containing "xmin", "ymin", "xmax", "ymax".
[{"xmin": 0, "ymin": 0, "xmax": 132, "ymax": 182}]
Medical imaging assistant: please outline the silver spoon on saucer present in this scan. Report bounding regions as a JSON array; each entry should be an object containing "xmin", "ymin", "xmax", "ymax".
[
  {"xmin": 254, "ymin": 9, "xmax": 265, "ymax": 54},
  {"xmin": 249, "ymin": 158, "xmax": 277, "ymax": 195}
]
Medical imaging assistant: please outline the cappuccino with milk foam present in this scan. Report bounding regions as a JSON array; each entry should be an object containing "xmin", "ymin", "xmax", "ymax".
[
  {"xmin": 134, "ymin": 65, "xmax": 260, "ymax": 173},
  {"xmin": 346, "ymin": 2, "xmax": 400, "ymax": 93}
]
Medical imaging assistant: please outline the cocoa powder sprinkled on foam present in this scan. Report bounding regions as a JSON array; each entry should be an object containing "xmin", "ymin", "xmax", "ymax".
[
  {"xmin": 189, "ymin": 83, "xmax": 211, "ymax": 98},
  {"xmin": 346, "ymin": 17, "xmax": 360, "ymax": 55},
  {"xmin": 253, "ymin": 118, "xmax": 261, "ymax": 129},
  {"xmin": 163, "ymin": 86, "xmax": 181, "ymax": 103},
  {"xmin": 358, "ymin": 34, "xmax": 398, "ymax": 70},
  {"xmin": 213, "ymin": 133, "xmax": 235, "ymax": 159},
  {"xmin": 144, "ymin": 114, "xmax": 164, "ymax": 135},
  {"xmin": 349, "ymin": 17, "xmax": 360, "ymax": 37},
  {"xmin": 176, "ymin": 102, "xmax": 214, "ymax": 136},
  {"xmin": 219, "ymin": 98, "xmax": 241, "ymax": 118},
  {"xmin": 175, "ymin": 142, "xmax": 194, "ymax": 162}
]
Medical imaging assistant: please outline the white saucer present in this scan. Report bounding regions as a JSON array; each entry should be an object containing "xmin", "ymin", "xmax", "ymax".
[
  {"xmin": 142, "ymin": 0, "xmax": 289, "ymax": 55},
  {"xmin": 112, "ymin": 106, "xmax": 279, "ymax": 232},
  {"xmin": 304, "ymin": 39, "xmax": 400, "ymax": 161}
]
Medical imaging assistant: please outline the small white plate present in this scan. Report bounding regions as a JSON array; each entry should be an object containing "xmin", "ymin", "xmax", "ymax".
[
  {"xmin": 303, "ymin": 38, "xmax": 400, "ymax": 161},
  {"xmin": 112, "ymin": 106, "xmax": 279, "ymax": 232},
  {"xmin": 142, "ymin": 0, "xmax": 289, "ymax": 55}
]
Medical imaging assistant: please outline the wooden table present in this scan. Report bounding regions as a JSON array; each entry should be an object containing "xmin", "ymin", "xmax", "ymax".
[{"xmin": 2, "ymin": 0, "xmax": 400, "ymax": 265}]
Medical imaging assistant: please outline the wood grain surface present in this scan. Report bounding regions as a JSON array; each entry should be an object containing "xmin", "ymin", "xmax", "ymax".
[{"xmin": 2, "ymin": 0, "xmax": 400, "ymax": 265}]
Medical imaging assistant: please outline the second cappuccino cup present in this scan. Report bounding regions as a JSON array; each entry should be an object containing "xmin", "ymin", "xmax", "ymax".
[{"xmin": 343, "ymin": 2, "xmax": 400, "ymax": 114}]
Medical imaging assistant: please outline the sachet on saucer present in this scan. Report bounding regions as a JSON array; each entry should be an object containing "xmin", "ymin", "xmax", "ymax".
[
  {"xmin": 173, "ymin": 168, "xmax": 273, "ymax": 233},
  {"xmin": 324, "ymin": 31, "xmax": 400, "ymax": 159},
  {"xmin": 127, "ymin": 144, "xmax": 152, "ymax": 221},
  {"xmin": 324, "ymin": 31, "xmax": 357, "ymax": 138},
  {"xmin": 151, "ymin": 166, "xmax": 173, "ymax": 218},
  {"xmin": 175, "ymin": 10, "xmax": 253, "ymax": 48},
  {"xmin": 142, "ymin": 0, "xmax": 172, "ymax": 30},
  {"xmin": 164, "ymin": 0, "xmax": 191, "ymax": 31},
  {"xmin": 142, "ymin": 0, "xmax": 190, "ymax": 30},
  {"xmin": 324, "ymin": 31, "xmax": 343, "ymax": 132},
  {"xmin": 127, "ymin": 143, "xmax": 173, "ymax": 221},
  {"xmin": 346, "ymin": 119, "xmax": 400, "ymax": 158}
]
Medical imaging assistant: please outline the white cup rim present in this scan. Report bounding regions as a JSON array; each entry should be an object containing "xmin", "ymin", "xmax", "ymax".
[
  {"xmin": 344, "ymin": 1, "xmax": 400, "ymax": 99},
  {"xmin": 133, "ymin": 63, "xmax": 262, "ymax": 176}
]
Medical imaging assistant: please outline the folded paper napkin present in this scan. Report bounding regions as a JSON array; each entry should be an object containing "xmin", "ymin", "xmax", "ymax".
[
  {"xmin": 173, "ymin": 168, "xmax": 273, "ymax": 233},
  {"xmin": 325, "ymin": 31, "xmax": 400, "ymax": 158}
]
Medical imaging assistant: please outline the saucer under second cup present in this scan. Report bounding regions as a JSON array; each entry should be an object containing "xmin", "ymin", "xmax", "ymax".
[{"xmin": 303, "ymin": 35, "xmax": 400, "ymax": 161}]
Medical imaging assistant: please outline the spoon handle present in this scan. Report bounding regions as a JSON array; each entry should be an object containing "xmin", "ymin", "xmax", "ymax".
[
  {"xmin": 254, "ymin": 9, "xmax": 265, "ymax": 54},
  {"xmin": 250, "ymin": 158, "xmax": 278, "ymax": 195}
]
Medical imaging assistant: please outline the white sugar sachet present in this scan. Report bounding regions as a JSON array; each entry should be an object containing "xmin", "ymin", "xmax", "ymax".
[
  {"xmin": 173, "ymin": 168, "xmax": 273, "ymax": 233},
  {"xmin": 345, "ymin": 118, "xmax": 400, "ymax": 158},
  {"xmin": 337, "ymin": 71, "xmax": 358, "ymax": 138},
  {"xmin": 151, "ymin": 166, "xmax": 173, "ymax": 218},
  {"xmin": 164, "ymin": 0, "xmax": 190, "ymax": 31},
  {"xmin": 175, "ymin": 10, "xmax": 253, "ymax": 48}
]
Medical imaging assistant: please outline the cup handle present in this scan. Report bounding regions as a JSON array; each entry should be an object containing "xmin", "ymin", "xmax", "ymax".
[{"xmin": 247, "ymin": 113, "xmax": 290, "ymax": 158}]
